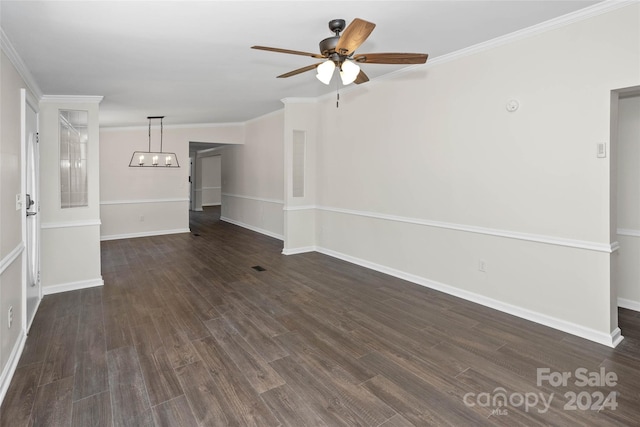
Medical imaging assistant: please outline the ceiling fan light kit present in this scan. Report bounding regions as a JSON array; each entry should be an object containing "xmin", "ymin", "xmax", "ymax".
[
  {"xmin": 316, "ymin": 60, "xmax": 336, "ymax": 84},
  {"xmin": 339, "ymin": 59, "xmax": 361, "ymax": 85},
  {"xmin": 252, "ymin": 17, "xmax": 428, "ymax": 87}
]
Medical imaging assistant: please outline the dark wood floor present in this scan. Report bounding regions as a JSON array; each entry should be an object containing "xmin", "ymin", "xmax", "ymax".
[{"xmin": 2, "ymin": 206, "xmax": 639, "ymax": 426}]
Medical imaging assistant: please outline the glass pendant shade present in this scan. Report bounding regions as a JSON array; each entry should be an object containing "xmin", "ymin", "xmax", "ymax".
[
  {"xmin": 316, "ymin": 60, "xmax": 336, "ymax": 85},
  {"xmin": 340, "ymin": 59, "xmax": 360, "ymax": 85}
]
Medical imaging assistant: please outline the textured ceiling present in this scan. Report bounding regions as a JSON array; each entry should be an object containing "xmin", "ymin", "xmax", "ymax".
[{"xmin": 1, "ymin": 1, "xmax": 601, "ymax": 127}]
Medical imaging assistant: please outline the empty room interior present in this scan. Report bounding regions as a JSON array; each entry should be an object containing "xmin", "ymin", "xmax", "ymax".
[{"xmin": 1, "ymin": 1, "xmax": 639, "ymax": 425}]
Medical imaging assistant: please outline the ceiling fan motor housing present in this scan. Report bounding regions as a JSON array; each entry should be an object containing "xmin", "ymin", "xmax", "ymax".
[
  {"xmin": 319, "ymin": 36, "xmax": 340, "ymax": 57},
  {"xmin": 320, "ymin": 19, "xmax": 347, "ymax": 58}
]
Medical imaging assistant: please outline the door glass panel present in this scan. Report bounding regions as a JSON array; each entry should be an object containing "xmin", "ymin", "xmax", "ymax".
[{"xmin": 59, "ymin": 110, "xmax": 88, "ymax": 208}]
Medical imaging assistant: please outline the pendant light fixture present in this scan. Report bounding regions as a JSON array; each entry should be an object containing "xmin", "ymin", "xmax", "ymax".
[{"xmin": 129, "ymin": 116, "xmax": 179, "ymax": 168}]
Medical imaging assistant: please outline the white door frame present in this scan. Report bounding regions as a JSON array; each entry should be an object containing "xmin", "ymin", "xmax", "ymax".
[{"xmin": 21, "ymin": 88, "xmax": 41, "ymax": 332}]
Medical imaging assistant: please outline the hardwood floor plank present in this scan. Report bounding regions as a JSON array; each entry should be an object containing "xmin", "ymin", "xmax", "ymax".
[
  {"xmin": 229, "ymin": 278, "xmax": 291, "ymax": 317},
  {"xmin": 0, "ymin": 363, "xmax": 41, "ymax": 427},
  {"xmin": 103, "ymin": 298, "xmax": 134, "ymax": 351},
  {"xmin": 379, "ymin": 413, "xmax": 416, "ymax": 427},
  {"xmin": 173, "ymin": 360, "xmax": 232, "ymax": 426},
  {"xmin": 131, "ymin": 321, "xmax": 184, "ymax": 406},
  {"xmin": 270, "ymin": 356, "xmax": 374, "ymax": 426},
  {"xmin": 29, "ymin": 376, "xmax": 74, "ymax": 427},
  {"xmin": 274, "ymin": 332, "xmax": 396, "ymax": 426},
  {"xmin": 152, "ymin": 395, "xmax": 199, "ymax": 427},
  {"xmin": 40, "ymin": 313, "xmax": 79, "ymax": 386},
  {"xmin": 107, "ymin": 345, "xmax": 153, "ymax": 427},
  {"xmin": 222, "ymin": 308, "xmax": 289, "ymax": 362},
  {"xmin": 223, "ymin": 291, "xmax": 289, "ymax": 337},
  {"xmin": 151, "ymin": 309, "xmax": 201, "ymax": 369},
  {"xmin": 274, "ymin": 326, "xmax": 376, "ymax": 384},
  {"xmin": 347, "ymin": 309, "xmax": 443, "ymax": 353},
  {"xmin": 204, "ymin": 317, "xmax": 286, "ymax": 394},
  {"xmin": 189, "ymin": 337, "xmax": 280, "ymax": 426},
  {"xmin": 71, "ymin": 391, "xmax": 112, "ymax": 427},
  {"xmin": 261, "ymin": 384, "xmax": 330, "ymax": 427},
  {"xmin": 360, "ymin": 352, "xmax": 492, "ymax": 426},
  {"xmin": 363, "ymin": 373, "xmax": 490, "ymax": 427},
  {"xmin": 278, "ymin": 309, "xmax": 369, "ymax": 359},
  {"xmin": 17, "ymin": 312, "xmax": 55, "ymax": 367},
  {"xmin": 73, "ymin": 349, "xmax": 108, "ymax": 403},
  {"xmin": 73, "ymin": 302, "xmax": 108, "ymax": 401},
  {"xmin": 163, "ymin": 268, "xmax": 225, "ymax": 317}
]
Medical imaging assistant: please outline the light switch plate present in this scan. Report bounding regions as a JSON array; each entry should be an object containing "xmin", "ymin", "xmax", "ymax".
[
  {"xmin": 597, "ymin": 143, "xmax": 607, "ymax": 158},
  {"xmin": 15, "ymin": 194, "xmax": 21, "ymax": 211}
]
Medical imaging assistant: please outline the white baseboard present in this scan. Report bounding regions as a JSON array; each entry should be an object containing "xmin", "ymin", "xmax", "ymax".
[
  {"xmin": 282, "ymin": 246, "xmax": 316, "ymax": 255},
  {"xmin": 618, "ymin": 297, "xmax": 640, "ymax": 312},
  {"xmin": 310, "ymin": 245, "xmax": 622, "ymax": 348},
  {"xmin": 26, "ymin": 296, "xmax": 42, "ymax": 333},
  {"xmin": 0, "ymin": 330, "xmax": 26, "ymax": 406},
  {"xmin": 100, "ymin": 228, "xmax": 191, "ymax": 241},
  {"xmin": 610, "ymin": 327, "xmax": 624, "ymax": 348},
  {"xmin": 220, "ymin": 217, "xmax": 284, "ymax": 241},
  {"xmin": 43, "ymin": 277, "xmax": 104, "ymax": 295}
]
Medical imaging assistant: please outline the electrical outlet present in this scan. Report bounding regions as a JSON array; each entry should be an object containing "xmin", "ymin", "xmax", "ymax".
[
  {"xmin": 478, "ymin": 260, "xmax": 487, "ymax": 272},
  {"xmin": 8, "ymin": 306, "xmax": 13, "ymax": 328},
  {"xmin": 15, "ymin": 194, "xmax": 22, "ymax": 211},
  {"xmin": 139, "ymin": 215, "xmax": 145, "ymax": 222}
]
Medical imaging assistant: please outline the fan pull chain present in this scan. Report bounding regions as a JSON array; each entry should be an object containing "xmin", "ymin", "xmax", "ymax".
[{"xmin": 336, "ymin": 77, "xmax": 340, "ymax": 108}]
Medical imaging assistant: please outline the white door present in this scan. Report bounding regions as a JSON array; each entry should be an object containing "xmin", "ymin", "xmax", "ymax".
[{"xmin": 23, "ymin": 90, "xmax": 40, "ymax": 328}]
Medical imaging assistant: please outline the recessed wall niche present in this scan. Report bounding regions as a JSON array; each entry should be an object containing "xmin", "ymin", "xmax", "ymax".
[{"xmin": 292, "ymin": 130, "xmax": 305, "ymax": 198}]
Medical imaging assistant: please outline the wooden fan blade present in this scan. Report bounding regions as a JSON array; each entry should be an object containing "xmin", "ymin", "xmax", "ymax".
[
  {"xmin": 354, "ymin": 70, "xmax": 369, "ymax": 84},
  {"xmin": 335, "ymin": 18, "xmax": 376, "ymax": 56},
  {"xmin": 277, "ymin": 63, "xmax": 323, "ymax": 78},
  {"xmin": 252, "ymin": 46, "xmax": 325, "ymax": 59},
  {"xmin": 354, "ymin": 53, "xmax": 428, "ymax": 64}
]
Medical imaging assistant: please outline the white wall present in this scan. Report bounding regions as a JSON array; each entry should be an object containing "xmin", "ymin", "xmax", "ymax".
[
  {"xmin": 617, "ymin": 95, "xmax": 640, "ymax": 311},
  {"xmin": 0, "ymin": 49, "xmax": 31, "ymax": 402},
  {"xmin": 100, "ymin": 124, "xmax": 243, "ymax": 239},
  {"xmin": 200, "ymin": 155, "xmax": 221, "ymax": 207},
  {"xmin": 282, "ymin": 4, "xmax": 639, "ymax": 346},
  {"xmin": 282, "ymin": 99, "xmax": 318, "ymax": 253},
  {"xmin": 39, "ymin": 97, "xmax": 103, "ymax": 295},
  {"xmin": 221, "ymin": 110, "xmax": 284, "ymax": 240}
]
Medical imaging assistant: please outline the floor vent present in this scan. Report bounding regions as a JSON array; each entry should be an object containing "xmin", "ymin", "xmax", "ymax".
[
  {"xmin": 192, "ymin": 233, "xmax": 201, "ymax": 236},
  {"xmin": 251, "ymin": 265, "xmax": 267, "ymax": 272}
]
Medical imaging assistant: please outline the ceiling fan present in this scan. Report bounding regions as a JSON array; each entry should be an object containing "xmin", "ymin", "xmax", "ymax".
[{"xmin": 252, "ymin": 18, "xmax": 428, "ymax": 86}]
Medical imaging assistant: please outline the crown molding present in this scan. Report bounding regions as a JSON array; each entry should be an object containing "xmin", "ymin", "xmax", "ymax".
[
  {"xmin": 101, "ymin": 121, "xmax": 245, "ymax": 132},
  {"xmin": 165, "ymin": 121, "xmax": 244, "ymax": 130},
  {"xmin": 0, "ymin": 27, "xmax": 43, "ymax": 100},
  {"xmin": 40, "ymin": 95, "xmax": 103, "ymax": 104}
]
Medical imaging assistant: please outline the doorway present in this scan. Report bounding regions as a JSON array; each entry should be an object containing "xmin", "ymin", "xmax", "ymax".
[
  {"xmin": 22, "ymin": 89, "xmax": 41, "ymax": 329},
  {"xmin": 615, "ymin": 87, "xmax": 640, "ymax": 314},
  {"xmin": 188, "ymin": 142, "xmax": 226, "ymax": 212}
]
